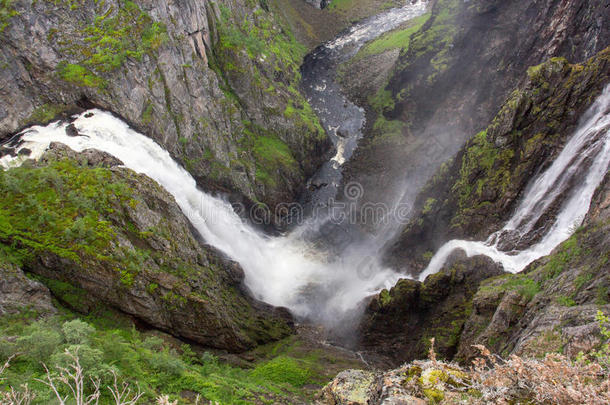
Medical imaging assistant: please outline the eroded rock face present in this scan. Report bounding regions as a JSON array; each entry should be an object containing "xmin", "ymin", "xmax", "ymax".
[
  {"xmin": 385, "ymin": 49, "xmax": 610, "ymax": 275},
  {"xmin": 0, "ymin": 261, "xmax": 56, "ymax": 316},
  {"xmin": 358, "ymin": 253, "xmax": 504, "ymax": 366},
  {"xmin": 343, "ymin": 0, "xmax": 609, "ymax": 226},
  {"xmin": 0, "ymin": 0, "xmax": 329, "ymax": 212},
  {"xmin": 2, "ymin": 146, "xmax": 293, "ymax": 351}
]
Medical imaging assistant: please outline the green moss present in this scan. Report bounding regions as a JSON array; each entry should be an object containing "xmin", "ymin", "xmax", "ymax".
[
  {"xmin": 0, "ymin": 159, "xmax": 133, "ymax": 266},
  {"xmin": 479, "ymin": 274, "xmax": 541, "ymax": 301},
  {"xmin": 451, "ymin": 130, "xmax": 514, "ymax": 225},
  {"xmin": 556, "ymin": 296, "xmax": 576, "ymax": 307},
  {"xmin": 53, "ymin": 1, "xmax": 167, "ymax": 87},
  {"xmin": 422, "ymin": 198, "xmax": 437, "ymax": 215},
  {"xmin": 0, "ymin": 0, "xmax": 18, "ymax": 34},
  {"xmin": 24, "ymin": 103, "xmax": 69, "ymax": 126},
  {"xmin": 57, "ymin": 63, "xmax": 104, "ymax": 88},
  {"xmin": 252, "ymin": 134, "xmax": 297, "ymax": 187}
]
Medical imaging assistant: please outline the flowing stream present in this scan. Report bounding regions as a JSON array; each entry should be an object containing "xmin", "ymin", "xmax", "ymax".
[
  {"xmin": 0, "ymin": 111, "xmax": 402, "ymax": 325},
  {"xmin": 1, "ymin": 0, "xmax": 607, "ymax": 332},
  {"xmin": 0, "ymin": 2, "xmax": 433, "ymax": 328},
  {"xmin": 418, "ymin": 84, "xmax": 610, "ymax": 281}
]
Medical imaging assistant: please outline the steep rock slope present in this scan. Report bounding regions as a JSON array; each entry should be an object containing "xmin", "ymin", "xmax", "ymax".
[
  {"xmin": 0, "ymin": 0, "xmax": 328, "ymax": 210},
  {"xmin": 343, "ymin": 0, "xmax": 609, "ymax": 210},
  {"xmin": 357, "ymin": 51, "xmax": 610, "ymax": 366},
  {"xmin": 386, "ymin": 49, "xmax": 610, "ymax": 274},
  {"xmin": 0, "ymin": 144, "xmax": 293, "ymax": 351}
]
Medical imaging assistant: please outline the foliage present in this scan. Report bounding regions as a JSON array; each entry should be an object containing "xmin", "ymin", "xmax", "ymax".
[
  {"xmin": 57, "ymin": 62, "xmax": 104, "ymax": 88},
  {"xmin": 0, "ymin": 305, "xmax": 346, "ymax": 404},
  {"xmin": 0, "ymin": 159, "xmax": 133, "ymax": 266},
  {"xmin": 251, "ymin": 356, "xmax": 312, "ymax": 387},
  {"xmin": 471, "ymin": 345, "xmax": 610, "ymax": 404},
  {"xmin": 252, "ymin": 135, "xmax": 297, "ymax": 187},
  {"xmin": 356, "ymin": 13, "xmax": 430, "ymax": 58}
]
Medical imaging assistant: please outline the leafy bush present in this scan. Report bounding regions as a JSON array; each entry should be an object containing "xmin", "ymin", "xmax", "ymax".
[
  {"xmin": 62, "ymin": 319, "xmax": 95, "ymax": 345},
  {"xmin": 16, "ymin": 323, "xmax": 62, "ymax": 363}
]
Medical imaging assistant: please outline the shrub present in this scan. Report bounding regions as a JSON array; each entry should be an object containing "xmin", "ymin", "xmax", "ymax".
[
  {"xmin": 16, "ymin": 323, "xmax": 62, "ymax": 362},
  {"xmin": 62, "ymin": 319, "xmax": 96, "ymax": 345}
]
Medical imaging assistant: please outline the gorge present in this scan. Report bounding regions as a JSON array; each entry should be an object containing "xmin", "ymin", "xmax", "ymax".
[{"xmin": 0, "ymin": 0, "xmax": 609, "ymax": 403}]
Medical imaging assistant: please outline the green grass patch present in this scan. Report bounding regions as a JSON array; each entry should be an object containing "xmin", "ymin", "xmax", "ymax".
[
  {"xmin": 479, "ymin": 274, "xmax": 541, "ymax": 301},
  {"xmin": 357, "ymin": 13, "xmax": 430, "ymax": 58}
]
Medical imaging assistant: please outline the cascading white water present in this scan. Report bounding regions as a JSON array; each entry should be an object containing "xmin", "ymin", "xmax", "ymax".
[
  {"xmin": 418, "ymin": 84, "xmax": 610, "ymax": 281},
  {"xmin": 0, "ymin": 110, "xmax": 402, "ymax": 322}
]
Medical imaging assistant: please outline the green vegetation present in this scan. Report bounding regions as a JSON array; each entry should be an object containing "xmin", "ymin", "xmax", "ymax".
[
  {"xmin": 24, "ymin": 103, "xmax": 69, "ymax": 126},
  {"xmin": 0, "ymin": 0, "xmax": 18, "ymax": 34},
  {"xmin": 356, "ymin": 13, "xmax": 430, "ymax": 59},
  {"xmin": 479, "ymin": 274, "xmax": 541, "ymax": 301},
  {"xmin": 53, "ymin": 1, "xmax": 167, "ymax": 87},
  {"xmin": 211, "ymin": 1, "xmax": 325, "ymax": 190},
  {"xmin": 252, "ymin": 134, "xmax": 297, "ymax": 187},
  {"xmin": 57, "ymin": 62, "xmax": 105, "ymax": 88},
  {"xmin": 0, "ymin": 159, "xmax": 133, "ymax": 266},
  {"xmin": 451, "ymin": 130, "xmax": 514, "ymax": 227},
  {"xmin": 0, "ymin": 305, "xmax": 345, "ymax": 404}
]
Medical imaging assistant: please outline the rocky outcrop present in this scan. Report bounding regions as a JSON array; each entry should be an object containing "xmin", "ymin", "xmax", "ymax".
[
  {"xmin": 316, "ymin": 360, "xmax": 470, "ymax": 405},
  {"xmin": 358, "ymin": 254, "xmax": 504, "ymax": 366},
  {"xmin": 343, "ymin": 0, "xmax": 610, "ymax": 216},
  {"xmin": 0, "ymin": 0, "xmax": 329, "ymax": 212},
  {"xmin": 0, "ymin": 259, "xmax": 56, "ymax": 316},
  {"xmin": 0, "ymin": 144, "xmax": 293, "ymax": 351},
  {"xmin": 385, "ymin": 49, "xmax": 610, "ymax": 275}
]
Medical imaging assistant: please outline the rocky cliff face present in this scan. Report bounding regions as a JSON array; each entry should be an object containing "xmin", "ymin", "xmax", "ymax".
[
  {"xmin": 359, "ymin": 254, "xmax": 504, "ymax": 367},
  {"xmin": 385, "ymin": 48, "xmax": 610, "ymax": 274},
  {"xmin": 357, "ymin": 49, "xmax": 610, "ymax": 365},
  {"xmin": 0, "ymin": 144, "xmax": 293, "ymax": 351},
  {"xmin": 343, "ymin": 0, "xmax": 610, "ymax": 212},
  {"xmin": 0, "ymin": 258, "xmax": 56, "ymax": 316},
  {"xmin": 455, "ymin": 175, "xmax": 610, "ymax": 363},
  {"xmin": 0, "ymin": 0, "xmax": 329, "ymax": 212}
]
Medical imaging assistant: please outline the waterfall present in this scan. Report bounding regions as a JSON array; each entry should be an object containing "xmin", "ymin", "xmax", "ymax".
[
  {"xmin": 418, "ymin": 84, "xmax": 610, "ymax": 281},
  {"xmin": 0, "ymin": 110, "xmax": 401, "ymax": 324}
]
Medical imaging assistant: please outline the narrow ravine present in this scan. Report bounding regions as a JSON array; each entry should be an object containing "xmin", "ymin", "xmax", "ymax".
[
  {"xmin": 300, "ymin": 0, "xmax": 428, "ymax": 207},
  {"xmin": 0, "ymin": 2, "xmax": 432, "ymax": 332},
  {"xmin": 2, "ymin": 0, "xmax": 605, "ymax": 341}
]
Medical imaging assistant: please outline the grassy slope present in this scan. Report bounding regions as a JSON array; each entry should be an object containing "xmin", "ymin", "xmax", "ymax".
[{"xmin": 0, "ymin": 298, "xmax": 361, "ymax": 404}]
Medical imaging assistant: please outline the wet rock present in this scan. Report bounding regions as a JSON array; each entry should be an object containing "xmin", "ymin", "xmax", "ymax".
[
  {"xmin": 359, "ymin": 253, "xmax": 505, "ymax": 366},
  {"xmin": 17, "ymin": 147, "xmax": 31, "ymax": 156},
  {"xmin": 65, "ymin": 123, "xmax": 80, "ymax": 137},
  {"xmin": 0, "ymin": 147, "xmax": 15, "ymax": 158}
]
